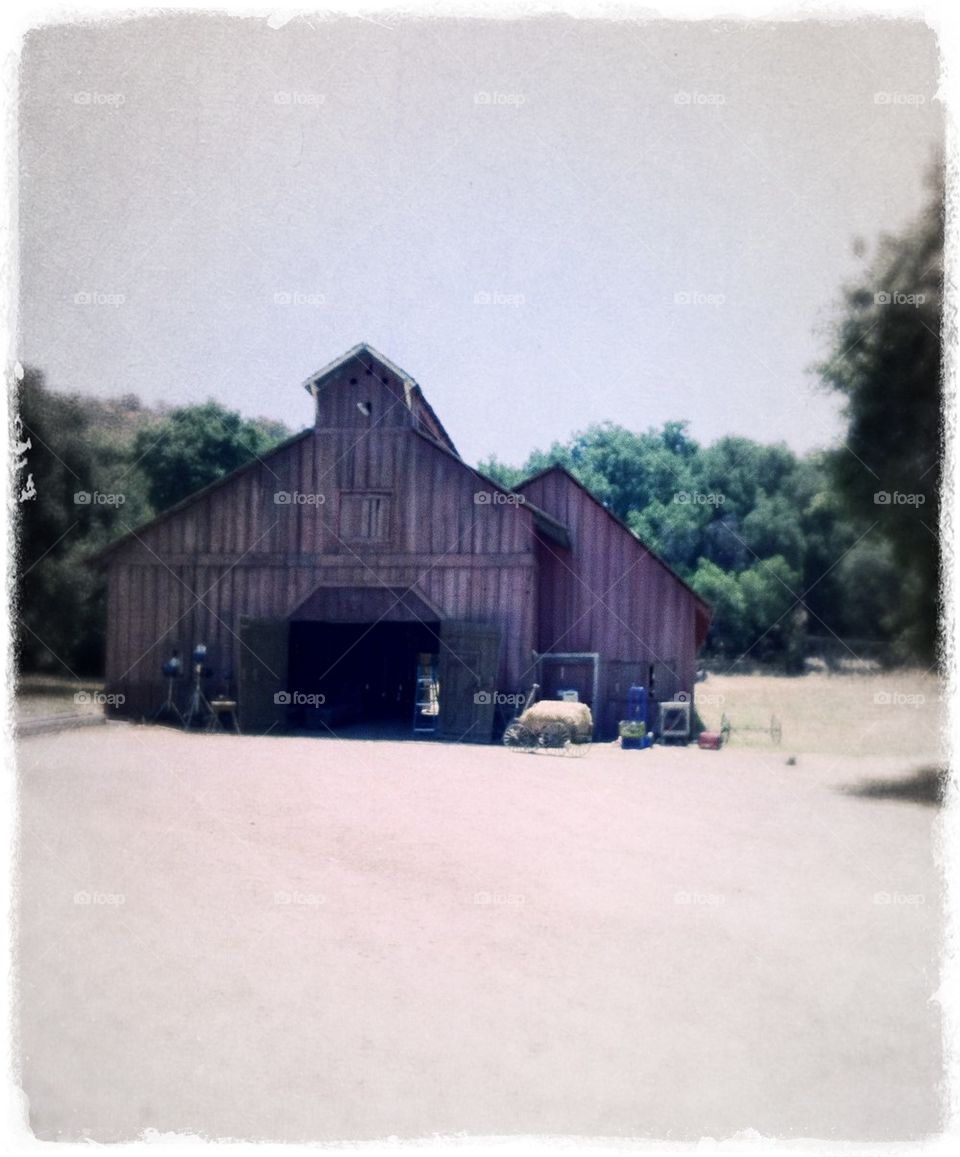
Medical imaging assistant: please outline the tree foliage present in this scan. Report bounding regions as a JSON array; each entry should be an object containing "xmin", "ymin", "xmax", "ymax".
[
  {"xmin": 15, "ymin": 370, "xmax": 153, "ymax": 674},
  {"xmin": 817, "ymin": 168, "xmax": 942, "ymax": 661},
  {"xmin": 132, "ymin": 401, "xmax": 291, "ymax": 513}
]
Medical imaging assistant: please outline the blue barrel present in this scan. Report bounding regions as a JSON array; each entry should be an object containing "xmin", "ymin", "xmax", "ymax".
[{"xmin": 627, "ymin": 684, "xmax": 648, "ymax": 723}]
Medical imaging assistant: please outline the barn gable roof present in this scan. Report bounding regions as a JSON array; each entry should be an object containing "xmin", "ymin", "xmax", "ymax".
[
  {"xmin": 516, "ymin": 464, "xmax": 712, "ymax": 622},
  {"xmin": 93, "ymin": 419, "xmax": 570, "ymax": 566},
  {"xmin": 92, "ymin": 426, "xmax": 317, "ymax": 563},
  {"xmin": 302, "ymin": 343, "xmax": 459, "ymax": 456}
]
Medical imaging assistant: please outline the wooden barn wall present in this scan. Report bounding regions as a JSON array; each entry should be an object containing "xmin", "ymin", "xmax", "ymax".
[
  {"xmin": 522, "ymin": 472, "xmax": 700, "ymax": 737},
  {"xmin": 104, "ymin": 427, "xmax": 537, "ymax": 716}
]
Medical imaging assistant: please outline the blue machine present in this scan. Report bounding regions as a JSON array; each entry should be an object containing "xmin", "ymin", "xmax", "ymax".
[
  {"xmin": 627, "ymin": 684, "xmax": 648, "ymax": 724},
  {"xmin": 623, "ymin": 683, "xmax": 655, "ymax": 748}
]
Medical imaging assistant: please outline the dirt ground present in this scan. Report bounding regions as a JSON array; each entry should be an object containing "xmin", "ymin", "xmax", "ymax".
[{"xmin": 15, "ymin": 711, "xmax": 945, "ymax": 1143}]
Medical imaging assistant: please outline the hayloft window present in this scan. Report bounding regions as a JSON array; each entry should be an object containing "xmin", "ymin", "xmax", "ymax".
[{"xmin": 340, "ymin": 492, "xmax": 391, "ymax": 542}]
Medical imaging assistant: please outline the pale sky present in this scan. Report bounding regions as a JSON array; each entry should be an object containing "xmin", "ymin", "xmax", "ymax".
[{"xmin": 17, "ymin": 13, "xmax": 942, "ymax": 467}]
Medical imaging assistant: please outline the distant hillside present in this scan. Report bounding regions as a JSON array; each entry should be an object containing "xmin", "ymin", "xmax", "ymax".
[{"xmin": 46, "ymin": 388, "xmax": 295, "ymax": 450}]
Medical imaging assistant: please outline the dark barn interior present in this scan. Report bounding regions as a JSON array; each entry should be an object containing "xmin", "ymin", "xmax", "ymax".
[{"xmin": 287, "ymin": 620, "xmax": 439, "ymax": 731}]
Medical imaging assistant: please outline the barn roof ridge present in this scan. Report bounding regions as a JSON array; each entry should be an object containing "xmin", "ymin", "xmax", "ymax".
[
  {"xmin": 515, "ymin": 464, "xmax": 712, "ymax": 615},
  {"xmin": 301, "ymin": 342, "xmax": 408, "ymax": 391}
]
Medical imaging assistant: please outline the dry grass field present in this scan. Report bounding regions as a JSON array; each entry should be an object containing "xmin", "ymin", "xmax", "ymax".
[
  {"xmin": 15, "ymin": 675, "xmax": 108, "ymax": 719},
  {"xmin": 695, "ymin": 669, "xmax": 943, "ymax": 758}
]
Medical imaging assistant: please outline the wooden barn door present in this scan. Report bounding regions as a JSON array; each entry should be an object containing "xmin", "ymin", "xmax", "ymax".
[
  {"xmin": 652, "ymin": 657, "xmax": 681, "ymax": 705},
  {"xmin": 238, "ymin": 618, "xmax": 289, "ymax": 734},
  {"xmin": 437, "ymin": 622, "xmax": 501, "ymax": 743}
]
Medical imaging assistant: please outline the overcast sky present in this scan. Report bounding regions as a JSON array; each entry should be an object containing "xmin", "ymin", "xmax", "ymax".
[{"xmin": 17, "ymin": 13, "xmax": 942, "ymax": 467}]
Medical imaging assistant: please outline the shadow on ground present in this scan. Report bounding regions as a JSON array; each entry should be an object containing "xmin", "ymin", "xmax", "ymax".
[{"xmin": 838, "ymin": 766, "xmax": 944, "ymax": 806}]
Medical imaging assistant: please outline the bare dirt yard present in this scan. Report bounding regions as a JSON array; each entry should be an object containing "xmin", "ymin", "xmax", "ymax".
[{"xmin": 15, "ymin": 672, "xmax": 946, "ymax": 1142}]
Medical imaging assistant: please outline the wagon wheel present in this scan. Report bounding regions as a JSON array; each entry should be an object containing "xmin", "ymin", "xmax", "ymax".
[
  {"xmin": 770, "ymin": 715, "xmax": 782, "ymax": 745},
  {"xmin": 503, "ymin": 721, "xmax": 536, "ymax": 749},
  {"xmin": 538, "ymin": 721, "xmax": 572, "ymax": 749}
]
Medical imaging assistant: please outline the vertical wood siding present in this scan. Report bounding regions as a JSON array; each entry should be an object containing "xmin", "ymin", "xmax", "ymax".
[
  {"xmin": 102, "ymin": 372, "xmax": 704, "ymax": 735},
  {"xmin": 520, "ymin": 470, "xmax": 704, "ymax": 737}
]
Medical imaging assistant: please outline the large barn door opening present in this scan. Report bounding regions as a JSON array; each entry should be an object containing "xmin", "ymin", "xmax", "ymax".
[
  {"xmin": 238, "ymin": 618, "xmax": 289, "ymax": 734},
  {"xmin": 287, "ymin": 619, "xmax": 440, "ymax": 733},
  {"xmin": 437, "ymin": 621, "xmax": 501, "ymax": 743}
]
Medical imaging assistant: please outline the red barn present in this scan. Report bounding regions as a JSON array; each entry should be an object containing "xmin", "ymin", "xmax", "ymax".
[{"xmin": 99, "ymin": 344, "xmax": 710, "ymax": 740}]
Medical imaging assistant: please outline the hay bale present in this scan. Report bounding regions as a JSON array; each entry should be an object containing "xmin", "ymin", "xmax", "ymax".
[{"xmin": 519, "ymin": 699, "xmax": 593, "ymax": 742}]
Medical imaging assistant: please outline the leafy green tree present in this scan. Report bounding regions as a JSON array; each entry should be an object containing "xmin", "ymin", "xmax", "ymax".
[
  {"xmin": 833, "ymin": 538, "xmax": 902, "ymax": 645},
  {"xmin": 504, "ymin": 422, "xmax": 697, "ymax": 522},
  {"xmin": 699, "ymin": 513, "xmax": 749, "ymax": 573},
  {"xmin": 133, "ymin": 401, "xmax": 290, "ymax": 513},
  {"xmin": 628, "ymin": 496, "xmax": 710, "ymax": 576},
  {"xmin": 817, "ymin": 166, "xmax": 942, "ymax": 661},
  {"xmin": 690, "ymin": 554, "xmax": 804, "ymax": 667},
  {"xmin": 738, "ymin": 555, "xmax": 805, "ymax": 668},
  {"xmin": 698, "ymin": 437, "xmax": 765, "ymax": 517},
  {"xmin": 689, "ymin": 559, "xmax": 748, "ymax": 656},
  {"xmin": 742, "ymin": 493, "xmax": 805, "ymax": 574},
  {"xmin": 477, "ymin": 456, "xmax": 528, "ymax": 490}
]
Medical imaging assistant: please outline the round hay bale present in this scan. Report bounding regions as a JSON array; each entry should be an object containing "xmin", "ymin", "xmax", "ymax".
[{"xmin": 519, "ymin": 699, "xmax": 593, "ymax": 743}]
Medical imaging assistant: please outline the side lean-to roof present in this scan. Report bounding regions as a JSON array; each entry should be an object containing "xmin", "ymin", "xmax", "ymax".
[{"xmin": 516, "ymin": 464, "xmax": 712, "ymax": 641}]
